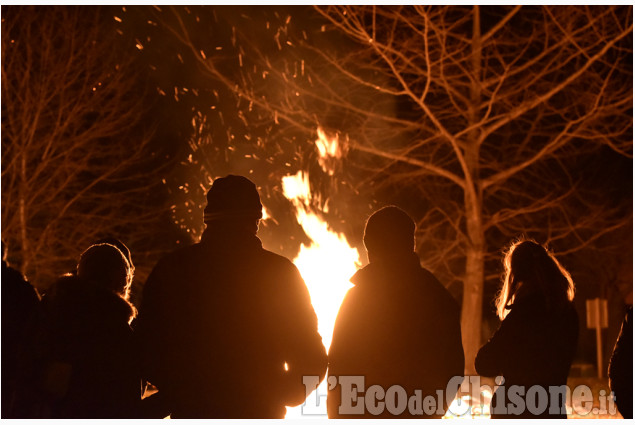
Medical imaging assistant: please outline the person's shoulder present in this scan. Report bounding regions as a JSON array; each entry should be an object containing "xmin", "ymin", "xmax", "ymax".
[
  {"xmin": 418, "ymin": 266, "xmax": 441, "ymax": 285},
  {"xmin": 142, "ymin": 244, "xmax": 205, "ymax": 292},
  {"xmin": 152, "ymin": 242, "xmax": 203, "ymax": 269},
  {"xmin": 2, "ymin": 263, "xmax": 26, "ymax": 283},
  {"xmin": 419, "ymin": 266, "xmax": 459, "ymax": 309},
  {"xmin": 43, "ymin": 275, "xmax": 87, "ymax": 309},
  {"xmin": 258, "ymin": 247, "xmax": 300, "ymax": 272},
  {"xmin": 2, "ymin": 264, "xmax": 38, "ymax": 296},
  {"xmin": 50, "ymin": 274, "xmax": 82, "ymax": 290}
]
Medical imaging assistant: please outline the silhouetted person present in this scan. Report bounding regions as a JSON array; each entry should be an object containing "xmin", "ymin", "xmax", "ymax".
[
  {"xmin": 15, "ymin": 243, "xmax": 142, "ymax": 418},
  {"xmin": 475, "ymin": 239, "xmax": 578, "ymax": 419},
  {"xmin": 609, "ymin": 305, "xmax": 632, "ymax": 419},
  {"xmin": 1, "ymin": 241, "xmax": 40, "ymax": 417},
  {"xmin": 327, "ymin": 206, "xmax": 464, "ymax": 418},
  {"xmin": 134, "ymin": 175, "xmax": 327, "ymax": 418}
]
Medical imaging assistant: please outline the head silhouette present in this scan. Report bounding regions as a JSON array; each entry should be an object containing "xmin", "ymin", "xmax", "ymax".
[
  {"xmin": 363, "ymin": 206, "xmax": 416, "ymax": 263},
  {"xmin": 203, "ymin": 175, "xmax": 263, "ymax": 236},
  {"xmin": 496, "ymin": 239, "xmax": 575, "ymax": 319},
  {"xmin": 94, "ymin": 237, "xmax": 134, "ymax": 279},
  {"xmin": 77, "ymin": 243, "xmax": 132, "ymax": 300}
]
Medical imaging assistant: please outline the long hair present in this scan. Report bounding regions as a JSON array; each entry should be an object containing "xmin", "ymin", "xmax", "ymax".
[{"xmin": 495, "ymin": 239, "xmax": 575, "ymax": 320}]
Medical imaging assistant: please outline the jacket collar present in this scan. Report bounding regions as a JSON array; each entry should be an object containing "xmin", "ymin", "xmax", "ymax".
[
  {"xmin": 350, "ymin": 252, "xmax": 421, "ymax": 287},
  {"xmin": 200, "ymin": 228, "xmax": 263, "ymax": 252}
]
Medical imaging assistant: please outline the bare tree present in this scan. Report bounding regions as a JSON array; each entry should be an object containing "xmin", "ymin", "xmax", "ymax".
[
  {"xmin": 156, "ymin": 5, "xmax": 632, "ymax": 372},
  {"xmin": 1, "ymin": 6, "xmax": 167, "ymax": 289}
]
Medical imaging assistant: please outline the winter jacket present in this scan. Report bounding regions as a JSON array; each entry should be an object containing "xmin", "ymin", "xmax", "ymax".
[
  {"xmin": 327, "ymin": 253, "xmax": 464, "ymax": 418},
  {"xmin": 475, "ymin": 293, "xmax": 578, "ymax": 419},
  {"xmin": 134, "ymin": 230, "xmax": 328, "ymax": 418},
  {"xmin": 1, "ymin": 262, "xmax": 40, "ymax": 417},
  {"xmin": 15, "ymin": 275, "xmax": 142, "ymax": 418},
  {"xmin": 608, "ymin": 305, "xmax": 633, "ymax": 419}
]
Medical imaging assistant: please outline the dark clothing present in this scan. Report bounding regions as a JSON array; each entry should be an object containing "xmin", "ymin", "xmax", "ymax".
[
  {"xmin": 475, "ymin": 294, "xmax": 578, "ymax": 419},
  {"xmin": 13, "ymin": 276, "xmax": 142, "ymax": 418},
  {"xmin": 134, "ymin": 230, "xmax": 328, "ymax": 419},
  {"xmin": 327, "ymin": 253, "xmax": 464, "ymax": 418},
  {"xmin": 1, "ymin": 262, "xmax": 40, "ymax": 417},
  {"xmin": 608, "ymin": 306, "xmax": 633, "ymax": 419}
]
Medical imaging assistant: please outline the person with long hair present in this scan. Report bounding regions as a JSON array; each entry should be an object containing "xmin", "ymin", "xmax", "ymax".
[
  {"xmin": 13, "ymin": 244, "xmax": 141, "ymax": 418},
  {"xmin": 475, "ymin": 239, "xmax": 578, "ymax": 419}
]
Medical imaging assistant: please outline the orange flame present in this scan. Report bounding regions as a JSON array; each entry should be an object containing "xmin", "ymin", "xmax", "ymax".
[
  {"xmin": 443, "ymin": 389, "xmax": 493, "ymax": 419},
  {"xmin": 282, "ymin": 171, "xmax": 360, "ymax": 350},
  {"xmin": 315, "ymin": 127, "xmax": 343, "ymax": 176},
  {"xmin": 282, "ymin": 171, "xmax": 360, "ymax": 419}
]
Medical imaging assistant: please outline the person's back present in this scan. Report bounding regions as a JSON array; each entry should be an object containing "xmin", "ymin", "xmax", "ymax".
[
  {"xmin": 327, "ymin": 206, "xmax": 464, "ymax": 418},
  {"xmin": 475, "ymin": 239, "xmax": 579, "ymax": 419},
  {"xmin": 36, "ymin": 274, "xmax": 139, "ymax": 418},
  {"xmin": 14, "ymin": 244, "xmax": 141, "ymax": 419},
  {"xmin": 475, "ymin": 294, "xmax": 578, "ymax": 417},
  {"xmin": 135, "ymin": 175, "xmax": 327, "ymax": 418},
  {"xmin": 1, "ymin": 244, "xmax": 40, "ymax": 417},
  {"xmin": 608, "ymin": 305, "xmax": 633, "ymax": 419}
]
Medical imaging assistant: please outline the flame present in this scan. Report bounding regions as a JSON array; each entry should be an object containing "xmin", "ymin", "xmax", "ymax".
[
  {"xmin": 281, "ymin": 171, "xmax": 360, "ymax": 350},
  {"xmin": 261, "ymin": 205, "xmax": 273, "ymax": 222},
  {"xmin": 443, "ymin": 389, "xmax": 493, "ymax": 419},
  {"xmin": 315, "ymin": 127, "xmax": 343, "ymax": 176},
  {"xmin": 282, "ymin": 171, "xmax": 361, "ymax": 419},
  {"xmin": 279, "ymin": 171, "xmax": 492, "ymax": 419},
  {"xmin": 315, "ymin": 127, "xmax": 341, "ymax": 160}
]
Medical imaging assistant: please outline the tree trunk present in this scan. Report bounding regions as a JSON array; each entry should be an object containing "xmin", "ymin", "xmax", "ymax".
[
  {"xmin": 461, "ymin": 238, "xmax": 485, "ymax": 375},
  {"xmin": 460, "ymin": 152, "xmax": 484, "ymax": 376},
  {"xmin": 460, "ymin": 5, "xmax": 484, "ymax": 376}
]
